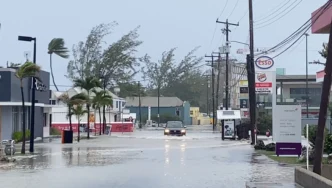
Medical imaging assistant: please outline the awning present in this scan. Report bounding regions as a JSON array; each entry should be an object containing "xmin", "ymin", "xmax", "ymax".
[{"xmin": 217, "ymin": 110, "xmax": 241, "ymax": 120}]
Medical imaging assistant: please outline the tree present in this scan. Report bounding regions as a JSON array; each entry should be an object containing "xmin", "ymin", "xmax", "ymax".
[
  {"xmin": 92, "ymin": 89, "xmax": 113, "ymax": 135},
  {"xmin": 15, "ymin": 62, "xmax": 41, "ymax": 154},
  {"xmin": 71, "ymin": 104, "xmax": 87, "ymax": 142},
  {"xmin": 140, "ymin": 47, "xmax": 204, "ymax": 106},
  {"xmin": 319, "ymin": 43, "xmax": 328, "ymax": 59},
  {"xmin": 117, "ymin": 82, "xmax": 147, "ymax": 98},
  {"xmin": 58, "ymin": 93, "xmax": 88, "ymax": 131},
  {"xmin": 67, "ymin": 23, "xmax": 142, "ymax": 87},
  {"xmin": 48, "ymin": 38, "xmax": 69, "ymax": 91},
  {"xmin": 73, "ymin": 76, "xmax": 101, "ymax": 139}
]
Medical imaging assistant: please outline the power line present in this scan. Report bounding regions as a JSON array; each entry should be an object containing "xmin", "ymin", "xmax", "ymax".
[
  {"xmin": 254, "ymin": 0, "xmax": 303, "ymax": 29},
  {"xmin": 218, "ymin": 0, "xmax": 229, "ymax": 18},
  {"xmin": 254, "ymin": 1, "xmax": 332, "ymax": 56},
  {"xmin": 227, "ymin": 0, "xmax": 239, "ymax": 19},
  {"xmin": 254, "ymin": 0, "xmax": 292, "ymax": 22}
]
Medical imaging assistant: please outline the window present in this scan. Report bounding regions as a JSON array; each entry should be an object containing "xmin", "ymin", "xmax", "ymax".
[
  {"xmin": 122, "ymin": 101, "xmax": 126, "ymax": 107},
  {"xmin": 49, "ymin": 100, "xmax": 56, "ymax": 105},
  {"xmin": 116, "ymin": 101, "xmax": 119, "ymax": 108},
  {"xmin": 190, "ymin": 111, "xmax": 193, "ymax": 115}
]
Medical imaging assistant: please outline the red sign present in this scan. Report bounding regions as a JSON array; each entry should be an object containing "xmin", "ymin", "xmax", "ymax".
[
  {"xmin": 255, "ymin": 83, "xmax": 272, "ymax": 87},
  {"xmin": 316, "ymin": 70, "xmax": 325, "ymax": 82}
]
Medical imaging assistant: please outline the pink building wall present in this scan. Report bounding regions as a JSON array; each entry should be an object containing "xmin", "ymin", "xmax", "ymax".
[{"xmin": 311, "ymin": 4, "xmax": 332, "ymax": 34}]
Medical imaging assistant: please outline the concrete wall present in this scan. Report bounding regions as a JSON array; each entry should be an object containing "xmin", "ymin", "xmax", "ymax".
[
  {"xmin": 1, "ymin": 106, "xmax": 12, "ymax": 140},
  {"xmin": 295, "ymin": 166, "xmax": 332, "ymax": 188}
]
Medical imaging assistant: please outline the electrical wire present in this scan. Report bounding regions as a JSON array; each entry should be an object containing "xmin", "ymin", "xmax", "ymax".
[
  {"xmin": 255, "ymin": 0, "xmax": 303, "ymax": 29},
  {"xmin": 227, "ymin": 0, "xmax": 239, "ymax": 19},
  {"xmin": 254, "ymin": 0, "xmax": 332, "ymax": 56},
  {"xmin": 218, "ymin": 0, "xmax": 229, "ymax": 19},
  {"xmin": 254, "ymin": 0, "xmax": 292, "ymax": 22}
]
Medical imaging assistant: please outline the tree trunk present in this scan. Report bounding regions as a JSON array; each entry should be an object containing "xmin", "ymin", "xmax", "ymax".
[
  {"xmin": 69, "ymin": 105, "xmax": 72, "ymax": 131},
  {"xmin": 313, "ymin": 18, "xmax": 332, "ymax": 175},
  {"xmin": 77, "ymin": 118, "xmax": 80, "ymax": 142},
  {"xmin": 87, "ymin": 104, "xmax": 90, "ymax": 139},
  {"xmin": 99, "ymin": 107, "xmax": 102, "ymax": 135},
  {"xmin": 49, "ymin": 54, "xmax": 59, "ymax": 91},
  {"xmin": 20, "ymin": 85, "xmax": 26, "ymax": 154},
  {"xmin": 103, "ymin": 105, "xmax": 106, "ymax": 134}
]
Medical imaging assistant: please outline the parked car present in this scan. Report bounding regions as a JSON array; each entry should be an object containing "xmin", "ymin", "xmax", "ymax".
[{"xmin": 164, "ymin": 121, "xmax": 186, "ymax": 136}]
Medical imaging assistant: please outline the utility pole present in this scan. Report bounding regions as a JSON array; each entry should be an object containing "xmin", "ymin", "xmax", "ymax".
[
  {"xmin": 203, "ymin": 74, "xmax": 211, "ymax": 115},
  {"xmin": 205, "ymin": 55, "xmax": 219, "ymax": 131},
  {"xmin": 313, "ymin": 19, "xmax": 332, "ymax": 175},
  {"xmin": 138, "ymin": 81, "xmax": 142, "ymax": 128},
  {"xmin": 248, "ymin": 0, "xmax": 256, "ymax": 145},
  {"xmin": 216, "ymin": 19, "xmax": 239, "ymax": 110},
  {"xmin": 157, "ymin": 82, "xmax": 160, "ymax": 128}
]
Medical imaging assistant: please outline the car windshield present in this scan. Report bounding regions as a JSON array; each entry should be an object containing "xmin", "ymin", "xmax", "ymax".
[{"xmin": 166, "ymin": 121, "xmax": 183, "ymax": 128}]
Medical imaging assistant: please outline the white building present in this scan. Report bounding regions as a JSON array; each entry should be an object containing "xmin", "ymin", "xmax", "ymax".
[{"xmin": 50, "ymin": 87, "xmax": 126, "ymax": 130}]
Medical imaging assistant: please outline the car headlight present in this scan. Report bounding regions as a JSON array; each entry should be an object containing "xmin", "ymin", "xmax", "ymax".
[
  {"xmin": 165, "ymin": 129, "xmax": 169, "ymax": 133},
  {"xmin": 181, "ymin": 129, "xmax": 186, "ymax": 133}
]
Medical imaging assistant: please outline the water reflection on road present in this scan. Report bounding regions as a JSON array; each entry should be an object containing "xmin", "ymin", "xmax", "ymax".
[{"xmin": 0, "ymin": 128, "xmax": 295, "ymax": 188}]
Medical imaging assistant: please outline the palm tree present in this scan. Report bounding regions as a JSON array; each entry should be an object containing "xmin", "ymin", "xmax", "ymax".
[
  {"xmin": 92, "ymin": 89, "xmax": 113, "ymax": 135},
  {"xmin": 73, "ymin": 76, "xmax": 101, "ymax": 139},
  {"xmin": 48, "ymin": 38, "xmax": 69, "ymax": 91},
  {"xmin": 15, "ymin": 62, "xmax": 41, "ymax": 154},
  {"xmin": 58, "ymin": 93, "xmax": 88, "ymax": 131},
  {"xmin": 71, "ymin": 104, "xmax": 88, "ymax": 142}
]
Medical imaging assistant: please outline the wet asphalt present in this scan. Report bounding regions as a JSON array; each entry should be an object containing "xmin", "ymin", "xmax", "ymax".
[{"xmin": 0, "ymin": 126, "xmax": 295, "ymax": 188}]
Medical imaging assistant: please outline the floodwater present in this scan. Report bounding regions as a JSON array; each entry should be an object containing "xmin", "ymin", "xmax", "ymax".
[{"xmin": 0, "ymin": 126, "xmax": 295, "ymax": 188}]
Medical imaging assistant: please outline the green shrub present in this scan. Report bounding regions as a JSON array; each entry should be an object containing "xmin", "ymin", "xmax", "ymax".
[
  {"xmin": 12, "ymin": 130, "xmax": 30, "ymax": 143},
  {"xmin": 325, "ymin": 134, "xmax": 332, "ymax": 155},
  {"xmin": 303, "ymin": 125, "xmax": 328, "ymax": 146},
  {"xmin": 50, "ymin": 127, "xmax": 61, "ymax": 135},
  {"xmin": 257, "ymin": 114, "xmax": 272, "ymax": 135}
]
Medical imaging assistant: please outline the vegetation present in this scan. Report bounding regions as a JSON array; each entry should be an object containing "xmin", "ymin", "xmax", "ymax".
[
  {"xmin": 48, "ymin": 38, "xmax": 69, "ymax": 91},
  {"xmin": 140, "ymin": 48, "xmax": 207, "ymax": 109},
  {"xmin": 257, "ymin": 114, "xmax": 272, "ymax": 135},
  {"xmin": 12, "ymin": 130, "xmax": 31, "ymax": 143},
  {"xmin": 73, "ymin": 76, "xmax": 101, "ymax": 139},
  {"xmin": 92, "ymin": 89, "xmax": 113, "ymax": 135},
  {"xmin": 50, "ymin": 128, "xmax": 61, "ymax": 135},
  {"xmin": 15, "ymin": 61, "xmax": 41, "ymax": 154},
  {"xmin": 71, "ymin": 104, "xmax": 88, "ymax": 142}
]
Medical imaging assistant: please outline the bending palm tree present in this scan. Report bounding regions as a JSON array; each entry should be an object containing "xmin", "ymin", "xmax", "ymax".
[
  {"xmin": 73, "ymin": 76, "xmax": 101, "ymax": 139},
  {"xmin": 92, "ymin": 90, "xmax": 113, "ymax": 135},
  {"xmin": 48, "ymin": 38, "xmax": 69, "ymax": 91},
  {"xmin": 15, "ymin": 62, "xmax": 41, "ymax": 154},
  {"xmin": 59, "ymin": 93, "xmax": 88, "ymax": 131},
  {"xmin": 71, "ymin": 104, "xmax": 88, "ymax": 142}
]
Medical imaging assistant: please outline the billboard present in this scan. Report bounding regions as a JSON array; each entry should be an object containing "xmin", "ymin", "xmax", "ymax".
[
  {"xmin": 316, "ymin": 70, "xmax": 325, "ymax": 83},
  {"xmin": 240, "ymin": 99, "xmax": 248, "ymax": 108},
  {"xmin": 255, "ymin": 72, "xmax": 273, "ymax": 93},
  {"xmin": 273, "ymin": 105, "xmax": 302, "ymax": 156}
]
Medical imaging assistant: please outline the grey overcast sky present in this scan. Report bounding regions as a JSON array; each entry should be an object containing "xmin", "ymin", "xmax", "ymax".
[{"xmin": 0, "ymin": 0, "xmax": 328, "ymax": 90}]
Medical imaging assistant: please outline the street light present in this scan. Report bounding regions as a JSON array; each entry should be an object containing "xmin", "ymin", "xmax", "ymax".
[
  {"xmin": 18, "ymin": 35, "xmax": 36, "ymax": 153},
  {"xmin": 304, "ymin": 33, "xmax": 309, "ymax": 118}
]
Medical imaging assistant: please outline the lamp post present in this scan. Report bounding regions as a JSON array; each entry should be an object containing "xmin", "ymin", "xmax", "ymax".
[
  {"xmin": 114, "ymin": 87, "xmax": 120, "ymax": 121},
  {"xmin": 305, "ymin": 33, "xmax": 309, "ymax": 118},
  {"xmin": 99, "ymin": 75, "xmax": 106, "ymax": 134},
  {"xmin": 18, "ymin": 36, "xmax": 36, "ymax": 153}
]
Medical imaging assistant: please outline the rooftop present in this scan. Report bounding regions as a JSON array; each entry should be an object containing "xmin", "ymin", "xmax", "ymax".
[{"xmin": 126, "ymin": 97, "xmax": 184, "ymax": 107}]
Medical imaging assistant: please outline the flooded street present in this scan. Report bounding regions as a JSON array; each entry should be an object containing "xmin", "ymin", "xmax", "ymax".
[{"xmin": 0, "ymin": 127, "xmax": 295, "ymax": 188}]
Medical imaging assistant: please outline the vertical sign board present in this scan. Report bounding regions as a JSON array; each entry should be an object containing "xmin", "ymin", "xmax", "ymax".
[
  {"xmin": 273, "ymin": 105, "xmax": 302, "ymax": 156},
  {"xmin": 224, "ymin": 120, "xmax": 235, "ymax": 138},
  {"xmin": 255, "ymin": 56, "xmax": 277, "ymax": 140}
]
